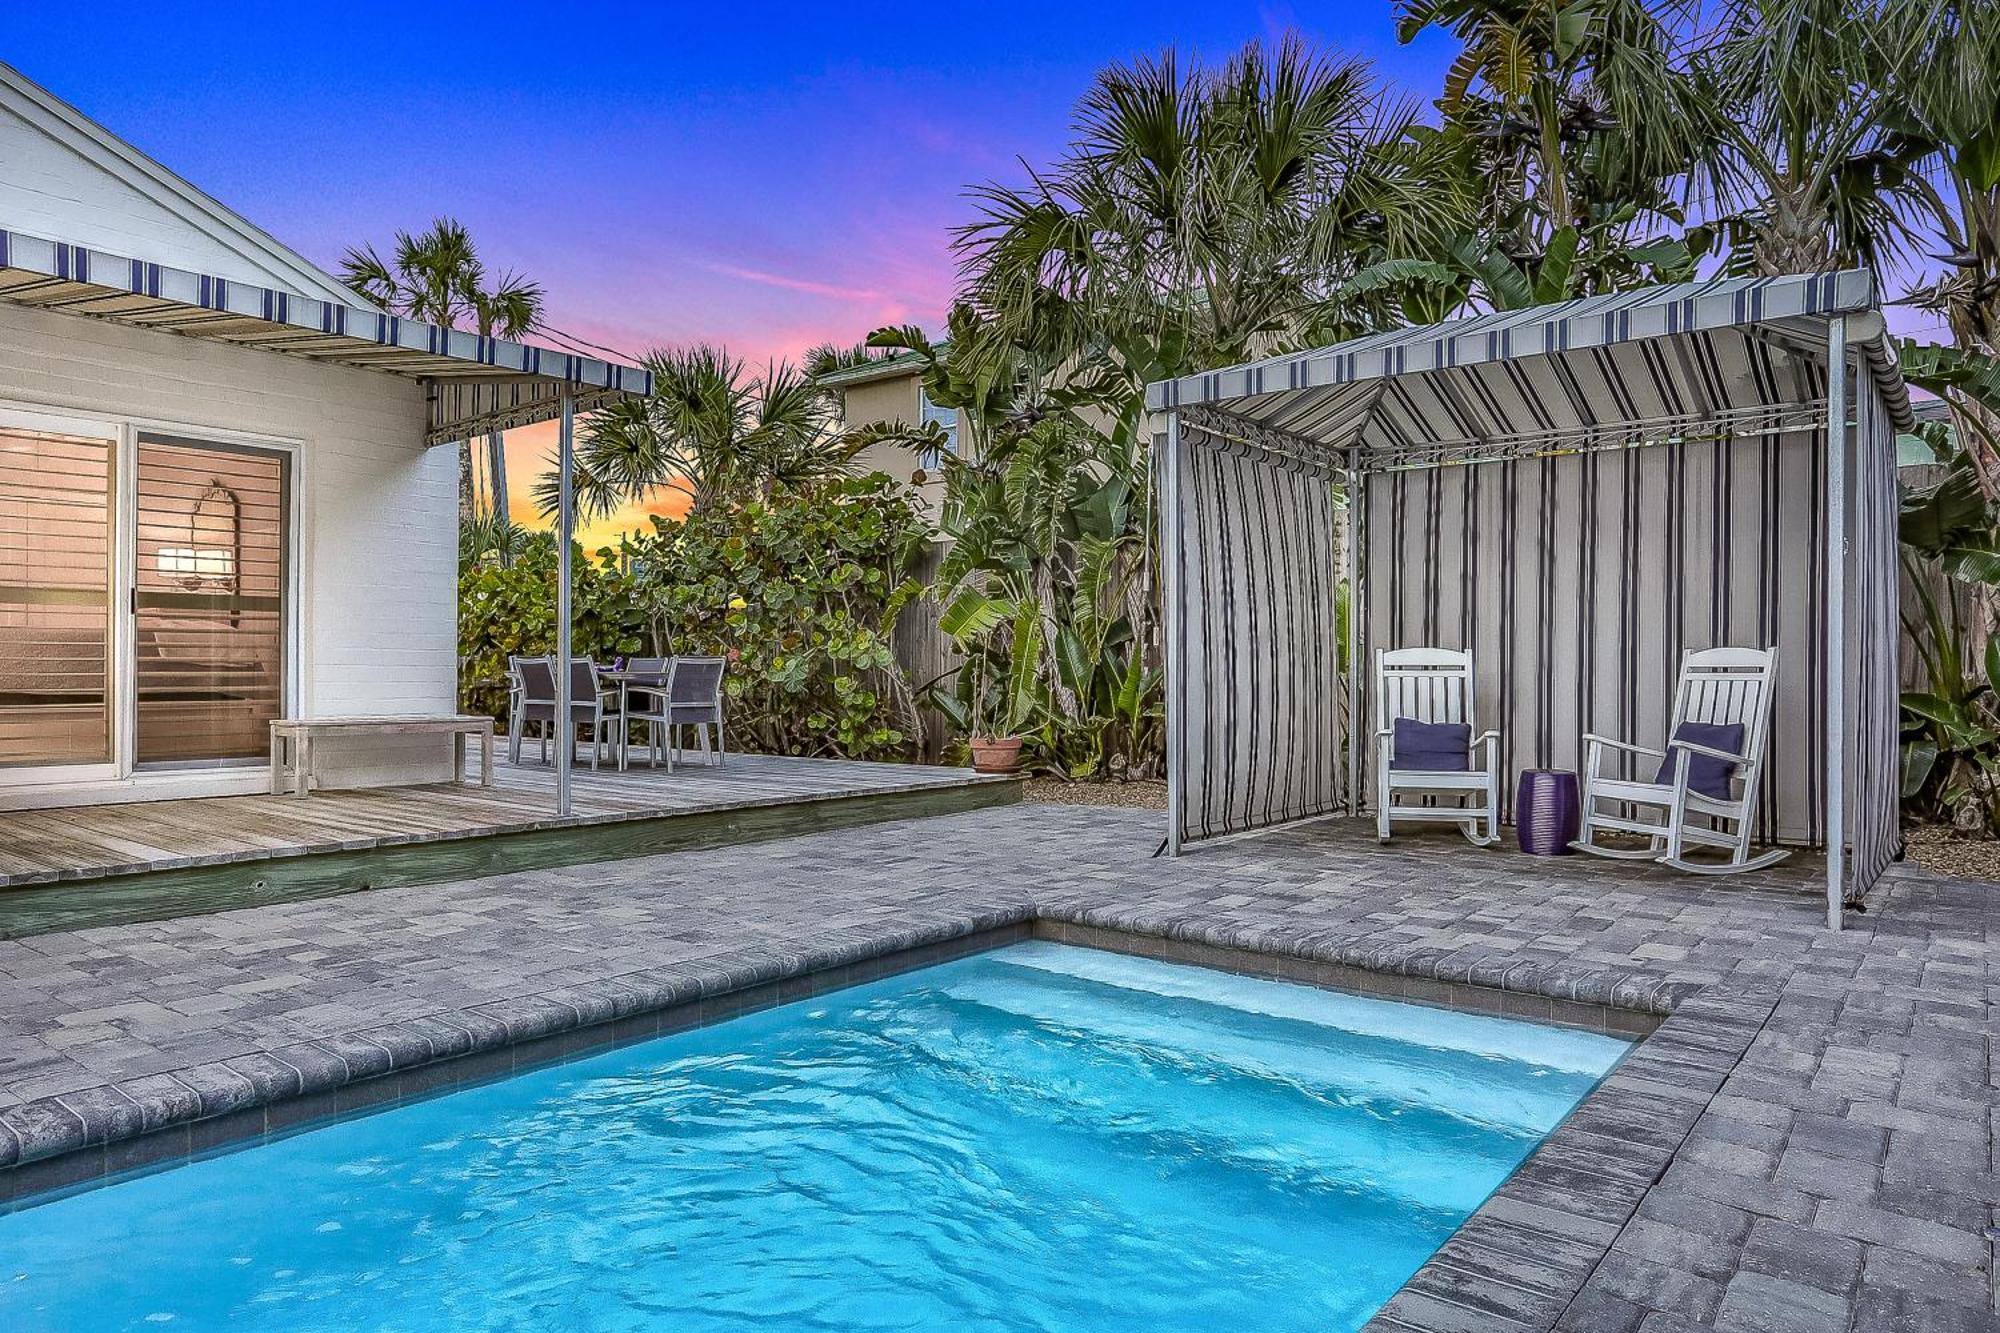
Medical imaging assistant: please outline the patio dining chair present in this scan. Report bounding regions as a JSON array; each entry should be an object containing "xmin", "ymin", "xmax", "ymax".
[
  {"xmin": 1571, "ymin": 646, "xmax": 1785, "ymax": 873},
  {"xmin": 509, "ymin": 657, "xmax": 625, "ymax": 770},
  {"xmin": 613, "ymin": 657, "xmax": 672, "ymax": 770},
  {"xmin": 627, "ymin": 656, "xmax": 727, "ymax": 773},
  {"xmin": 1374, "ymin": 647, "xmax": 1501, "ymax": 847}
]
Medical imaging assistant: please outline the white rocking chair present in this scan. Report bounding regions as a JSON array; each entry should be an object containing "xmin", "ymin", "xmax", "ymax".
[
  {"xmin": 1374, "ymin": 647, "xmax": 1501, "ymax": 847},
  {"xmin": 1572, "ymin": 646, "xmax": 1788, "ymax": 874}
]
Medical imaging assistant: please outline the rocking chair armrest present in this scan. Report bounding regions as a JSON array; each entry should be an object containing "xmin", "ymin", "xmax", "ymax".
[
  {"xmin": 1666, "ymin": 736, "xmax": 1755, "ymax": 767},
  {"xmin": 1471, "ymin": 729, "xmax": 1500, "ymax": 753},
  {"xmin": 1581, "ymin": 732, "xmax": 1666, "ymax": 759}
]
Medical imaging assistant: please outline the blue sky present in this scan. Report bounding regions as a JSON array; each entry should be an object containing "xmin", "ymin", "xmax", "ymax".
[
  {"xmin": 8, "ymin": 2, "xmax": 1457, "ymax": 366},
  {"xmin": 8, "ymin": 2, "xmax": 1461, "ymax": 536}
]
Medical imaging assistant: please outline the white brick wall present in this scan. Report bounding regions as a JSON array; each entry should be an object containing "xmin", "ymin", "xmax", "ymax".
[{"xmin": 0, "ymin": 300, "xmax": 460, "ymax": 800}]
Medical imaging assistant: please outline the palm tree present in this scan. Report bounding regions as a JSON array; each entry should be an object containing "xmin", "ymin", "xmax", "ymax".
[
  {"xmin": 340, "ymin": 219, "xmax": 544, "ymax": 534},
  {"xmin": 1880, "ymin": 0, "xmax": 2000, "ymax": 356},
  {"xmin": 534, "ymin": 344, "xmax": 864, "ymax": 524},
  {"xmin": 1684, "ymin": 0, "xmax": 1914, "ymax": 278},
  {"xmin": 957, "ymin": 37, "xmax": 1466, "ymax": 381},
  {"xmin": 1395, "ymin": 0, "xmax": 1698, "ymax": 258}
]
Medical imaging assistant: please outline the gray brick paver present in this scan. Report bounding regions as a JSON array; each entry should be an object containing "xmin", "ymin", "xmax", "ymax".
[{"xmin": 0, "ymin": 804, "xmax": 1993, "ymax": 1332}]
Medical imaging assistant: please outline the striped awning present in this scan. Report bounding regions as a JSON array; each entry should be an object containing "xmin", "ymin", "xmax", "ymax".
[
  {"xmin": 1147, "ymin": 271, "xmax": 1914, "ymax": 470},
  {"xmin": 0, "ymin": 227, "xmax": 652, "ymax": 444}
]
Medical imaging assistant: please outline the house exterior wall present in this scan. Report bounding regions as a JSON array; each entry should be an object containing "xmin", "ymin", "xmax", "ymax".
[
  {"xmin": 836, "ymin": 371, "xmax": 957, "ymax": 521},
  {"xmin": 0, "ymin": 300, "xmax": 455, "ymax": 806}
]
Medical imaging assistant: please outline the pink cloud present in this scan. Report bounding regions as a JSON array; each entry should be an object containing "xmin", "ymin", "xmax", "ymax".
[{"xmin": 706, "ymin": 263, "xmax": 888, "ymax": 303}]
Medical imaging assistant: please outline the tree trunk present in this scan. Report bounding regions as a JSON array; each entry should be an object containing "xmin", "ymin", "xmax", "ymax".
[
  {"xmin": 457, "ymin": 441, "xmax": 474, "ymax": 522},
  {"xmin": 486, "ymin": 430, "xmax": 511, "ymax": 565}
]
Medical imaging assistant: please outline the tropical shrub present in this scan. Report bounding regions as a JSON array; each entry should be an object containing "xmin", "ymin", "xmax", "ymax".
[
  {"xmin": 614, "ymin": 476, "xmax": 933, "ymax": 759},
  {"xmin": 1899, "ymin": 428, "xmax": 2000, "ymax": 834},
  {"xmin": 459, "ymin": 478, "xmax": 932, "ymax": 763},
  {"xmin": 457, "ymin": 535, "xmax": 649, "ymax": 721}
]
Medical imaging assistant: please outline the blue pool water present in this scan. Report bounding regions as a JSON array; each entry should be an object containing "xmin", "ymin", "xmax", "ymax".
[{"xmin": 0, "ymin": 943, "xmax": 1627, "ymax": 1332}]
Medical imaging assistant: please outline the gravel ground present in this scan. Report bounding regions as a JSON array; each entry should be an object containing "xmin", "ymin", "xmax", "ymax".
[
  {"xmin": 1022, "ymin": 777, "xmax": 1168, "ymax": 810},
  {"xmin": 1902, "ymin": 823, "xmax": 2000, "ymax": 882}
]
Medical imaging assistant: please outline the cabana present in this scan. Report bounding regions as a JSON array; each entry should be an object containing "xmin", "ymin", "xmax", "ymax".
[{"xmin": 1147, "ymin": 272, "xmax": 1910, "ymax": 930}]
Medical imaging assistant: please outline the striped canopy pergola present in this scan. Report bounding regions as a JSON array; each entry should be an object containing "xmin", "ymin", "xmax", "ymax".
[
  {"xmin": 0, "ymin": 226, "xmax": 652, "ymax": 442},
  {"xmin": 0, "ymin": 225, "xmax": 653, "ymax": 821},
  {"xmin": 1147, "ymin": 272, "xmax": 1910, "ymax": 929}
]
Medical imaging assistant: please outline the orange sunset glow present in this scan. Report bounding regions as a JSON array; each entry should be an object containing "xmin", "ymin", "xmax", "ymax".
[{"xmin": 478, "ymin": 418, "xmax": 692, "ymax": 553}]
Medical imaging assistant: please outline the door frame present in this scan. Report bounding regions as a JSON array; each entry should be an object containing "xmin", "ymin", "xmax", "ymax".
[
  {"xmin": 0, "ymin": 396, "xmax": 303, "ymax": 789},
  {"xmin": 127, "ymin": 427, "xmax": 299, "ymax": 773}
]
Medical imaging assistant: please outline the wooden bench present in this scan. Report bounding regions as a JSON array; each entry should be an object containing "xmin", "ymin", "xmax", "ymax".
[{"xmin": 268, "ymin": 715, "xmax": 495, "ymax": 797}]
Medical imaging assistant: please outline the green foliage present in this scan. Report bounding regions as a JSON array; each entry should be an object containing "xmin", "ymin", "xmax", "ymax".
[
  {"xmin": 857, "ymin": 322, "xmax": 1165, "ymax": 778},
  {"xmin": 539, "ymin": 345, "xmax": 866, "ymax": 524},
  {"xmin": 1896, "ymin": 363, "xmax": 2000, "ymax": 833},
  {"xmin": 459, "ymin": 478, "xmax": 932, "ymax": 761},
  {"xmin": 457, "ymin": 535, "xmax": 650, "ymax": 722}
]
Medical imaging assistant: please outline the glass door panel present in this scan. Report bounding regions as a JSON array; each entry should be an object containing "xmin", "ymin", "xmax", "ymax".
[
  {"xmin": 0, "ymin": 428, "xmax": 115, "ymax": 768},
  {"xmin": 133, "ymin": 436, "xmax": 288, "ymax": 766}
]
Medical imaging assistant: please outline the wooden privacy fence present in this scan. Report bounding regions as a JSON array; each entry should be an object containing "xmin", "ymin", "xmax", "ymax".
[{"xmin": 889, "ymin": 540, "xmax": 961, "ymax": 761}]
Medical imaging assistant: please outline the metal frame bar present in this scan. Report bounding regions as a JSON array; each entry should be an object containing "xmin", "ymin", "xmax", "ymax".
[
  {"xmin": 555, "ymin": 391, "xmax": 575, "ymax": 818},
  {"xmin": 1185, "ymin": 400, "xmax": 1830, "ymax": 477},
  {"xmin": 1159, "ymin": 413, "xmax": 1184, "ymax": 856},
  {"xmin": 1345, "ymin": 447, "xmax": 1364, "ymax": 816},
  {"xmin": 1824, "ymin": 318, "xmax": 1848, "ymax": 930}
]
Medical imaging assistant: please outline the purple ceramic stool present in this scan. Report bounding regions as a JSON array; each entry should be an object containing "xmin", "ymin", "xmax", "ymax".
[{"xmin": 1515, "ymin": 769, "xmax": 1581, "ymax": 855}]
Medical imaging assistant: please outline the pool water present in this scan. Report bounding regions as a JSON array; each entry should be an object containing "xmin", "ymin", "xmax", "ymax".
[{"xmin": 0, "ymin": 942, "xmax": 1627, "ymax": 1332}]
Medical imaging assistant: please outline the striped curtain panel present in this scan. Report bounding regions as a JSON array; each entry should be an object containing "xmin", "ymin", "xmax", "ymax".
[
  {"xmin": 1849, "ymin": 379, "xmax": 1900, "ymax": 892},
  {"xmin": 1363, "ymin": 429, "xmax": 1831, "ymax": 844},
  {"xmin": 1166, "ymin": 422, "xmax": 1345, "ymax": 846}
]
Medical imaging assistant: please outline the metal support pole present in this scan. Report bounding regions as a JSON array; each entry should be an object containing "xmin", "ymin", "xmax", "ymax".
[
  {"xmin": 1345, "ymin": 449, "xmax": 1364, "ymax": 816},
  {"xmin": 555, "ymin": 390, "xmax": 575, "ymax": 818},
  {"xmin": 1159, "ymin": 412, "xmax": 1183, "ymax": 856},
  {"xmin": 1824, "ymin": 318, "xmax": 1847, "ymax": 931}
]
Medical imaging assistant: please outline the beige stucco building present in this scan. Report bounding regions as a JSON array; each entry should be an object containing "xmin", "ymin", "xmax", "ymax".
[{"xmin": 819, "ymin": 354, "xmax": 965, "ymax": 522}]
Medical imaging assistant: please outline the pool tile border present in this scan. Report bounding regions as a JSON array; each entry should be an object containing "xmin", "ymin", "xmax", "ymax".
[
  {"xmin": 0, "ymin": 911, "xmax": 1776, "ymax": 1333},
  {"xmin": 1032, "ymin": 920, "xmax": 1663, "ymax": 1037},
  {"xmin": 0, "ymin": 913, "xmax": 1034, "ymax": 1208}
]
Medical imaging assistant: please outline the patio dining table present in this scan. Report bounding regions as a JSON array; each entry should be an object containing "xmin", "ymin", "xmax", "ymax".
[{"xmin": 600, "ymin": 663, "xmax": 672, "ymax": 769}]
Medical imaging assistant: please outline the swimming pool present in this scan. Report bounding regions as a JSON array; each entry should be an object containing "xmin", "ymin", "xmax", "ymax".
[{"xmin": 0, "ymin": 942, "xmax": 1628, "ymax": 1331}]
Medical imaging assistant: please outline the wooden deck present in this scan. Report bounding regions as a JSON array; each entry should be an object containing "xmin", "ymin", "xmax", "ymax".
[{"xmin": 0, "ymin": 754, "xmax": 1019, "ymax": 938}]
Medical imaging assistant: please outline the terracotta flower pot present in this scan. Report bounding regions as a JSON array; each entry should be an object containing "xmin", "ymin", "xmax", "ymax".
[{"xmin": 969, "ymin": 735, "xmax": 1024, "ymax": 774}]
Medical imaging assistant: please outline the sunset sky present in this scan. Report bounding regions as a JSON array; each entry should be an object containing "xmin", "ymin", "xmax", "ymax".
[
  {"xmin": 8, "ymin": 3, "xmax": 1943, "ymax": 547},
  {"xmin": 8, "ymin": 2, "xmax": 1464, "ymax": 545}
]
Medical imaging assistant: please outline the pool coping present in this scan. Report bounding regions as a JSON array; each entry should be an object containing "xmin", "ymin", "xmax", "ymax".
[{"xmin": 0, "ymin": 908, "xmax": 1773, "ymax": 1333}]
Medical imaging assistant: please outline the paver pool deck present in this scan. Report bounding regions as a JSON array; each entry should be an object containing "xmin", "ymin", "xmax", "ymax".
[{"xmin": 0, "ymin": 803, "xmax": 1993, "ymax": 1332}]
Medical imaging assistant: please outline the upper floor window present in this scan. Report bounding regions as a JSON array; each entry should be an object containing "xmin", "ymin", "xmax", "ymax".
[{"xmin": 918, "ymin": 387, "xmax": 958, "ymax": 466}]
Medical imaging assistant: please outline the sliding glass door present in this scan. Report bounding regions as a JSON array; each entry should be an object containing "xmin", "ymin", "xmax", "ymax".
[
  {"xmin": 132, "ymin": 436, "xmax": 289, "ymax": 767},
  {"xmin": 0, "ymin": 426, "xmax": 116, "ymax": 772},
  {"xmin": 0, "ymin": 415, "xmax": 293, "ymax": 786}
]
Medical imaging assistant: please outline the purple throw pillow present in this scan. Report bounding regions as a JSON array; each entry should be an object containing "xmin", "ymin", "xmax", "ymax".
[
  {"xmin": 1654, "ymin": 721, "xmax": 1746, "ymax": 799},
  {"xmin": 1390, "ymin": 717, "xmax": 1471, "ymax": 772}
]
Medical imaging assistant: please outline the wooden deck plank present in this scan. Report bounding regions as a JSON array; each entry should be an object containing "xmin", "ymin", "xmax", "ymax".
[{"xmin": 0, "ymin": 754, "xmax": 1006, "ymax": 889}]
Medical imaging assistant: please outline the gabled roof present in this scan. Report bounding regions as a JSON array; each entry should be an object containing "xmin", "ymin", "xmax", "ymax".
[
  {"xmin": 1148, "ymin": 271, "xmax": 1914, "ymax": 470},
  {"xmin": 0, "ymin": 61, "xmax": 370, "ymax": 308}
]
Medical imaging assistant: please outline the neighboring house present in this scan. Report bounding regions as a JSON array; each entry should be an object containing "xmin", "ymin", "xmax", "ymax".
[
  {"xmin": 0, "ymin": 63, "xmax": 646, "ymax": 810},
  {"xmin": 818, "ymin": 352, "xmax": 966, "ymax": 522}
]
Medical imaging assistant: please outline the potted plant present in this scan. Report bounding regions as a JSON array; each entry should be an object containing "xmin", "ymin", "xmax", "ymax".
[{"xmin": 935, "ymin": 590, "xmax": 1041, "ymax": 775}]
